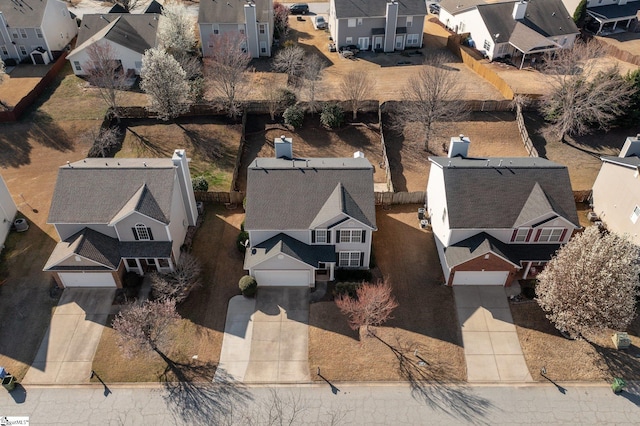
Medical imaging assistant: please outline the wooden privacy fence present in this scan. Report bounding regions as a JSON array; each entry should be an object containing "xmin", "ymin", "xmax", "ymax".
[
  {"xmin": 194, "ymin": 191, "xmax": 245, "ymax": 205},
  {"xmin": 515, "ymin": 103, "xmax": 539, "ymax": 157},
  {"xmin": 574, "ymin": 190, "xmax": 592, "ymax": 203},
  {"xmin": 375, "ymin": 191, "xmax": 426, "ymax": 205},
  {"xmin": 377, "ymin": 108, "xmax": 394, "ymax": 192}
]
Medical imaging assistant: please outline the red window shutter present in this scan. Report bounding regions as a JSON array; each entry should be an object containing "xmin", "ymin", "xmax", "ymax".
[
  {"xmin": 510, "ymin": 229, "xmax": 518, "ymax": 242},
  {"xmin": 560, "ymin": 228, "xmax": 567, "ymax": 241},
  {"xmin": 534, "ymin": 229, "xmax": 542, "ymax": 242},
  {"xmin": 525, "ymin": 228, "xmax": 533, "ymax": 242}
]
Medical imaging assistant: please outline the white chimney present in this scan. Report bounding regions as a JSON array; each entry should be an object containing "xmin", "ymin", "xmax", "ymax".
[
  {"xmin": 448, "ymin": 135, "xmax": 471, "ymax": 158},
  {"xmin": 353, "ymin": 151, "xmax": 365, "ymax": 159},
  {"xmin": 512, "ymin": 0, "xmax": 527, "ymax": 20},
  {"xmin": 275, "ymin": 135, "xmax": 293, "ymax": 159},
  {"xmin": 619, "ymin": 134, "xmax": 640, "ymax": 158},
  {"xmin": 172, "ymin": 149, "xmax": 198, "ymax": 226}
]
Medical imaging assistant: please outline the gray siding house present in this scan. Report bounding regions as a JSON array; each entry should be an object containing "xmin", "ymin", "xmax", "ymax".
[
  {"xmin": 243, "ymin": 137, "xmax": 377, "ymax": 287},
  {"xmin": 199, "ymin": 0, "xmax": 273, "ymax": 58},
  {"xmin": 328, "ymin": 0, "xmax": 426, "ymax": 52}
]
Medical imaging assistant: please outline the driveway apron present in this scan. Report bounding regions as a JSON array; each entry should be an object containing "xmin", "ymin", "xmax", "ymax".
[
  {"xmin": 216, "ymin": 287, "xmax": 310, "ymax": 383},
  {"xmin": 22, "ymin": 288, "xmax": 114, "ymax": 385},
  {"xmin": 454, "ymin": 286, "xmax": 533, "ymax": 383}
]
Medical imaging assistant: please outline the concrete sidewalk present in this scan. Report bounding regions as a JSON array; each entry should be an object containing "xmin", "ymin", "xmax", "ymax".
[
  {"xmin": 455, "ymin": 286, "xmax": 533, "ymax": 383},
  {"xmin": 22, "ymin": 288, "xmax": 114, "ymax": 385}
]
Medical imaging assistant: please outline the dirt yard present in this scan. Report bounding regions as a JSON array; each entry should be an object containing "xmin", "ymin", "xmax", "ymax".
[
  {"xmin": 383, "ymin": 112, "xmax": 528, "ymax": 192},
  {"xmin": 281, "ymin": 16, "xmax": 505, "ymax": 102},
  {"xmin": 511, "ymin": 302, "xmax": 640, "ymax": 382},
  {"xmin": 116, "ymin": 117, "xmax": 243, "ymax": 192},
  {"xmin": 0, "ymin": 64, "xmax": 53, "ymax": 107},
  {"xmin": 92, "ymin": 204, "xmax": 246, "ymax": 382},
  {"xmin": 309, "ymin": 204, "xmax": 466, "ymax": 382},
  {"xmin": 596, "ymin": 32, "xmax": 640, "ymax": 58},
  {"xmin": 237, "ymin": 113, "xmax": 386, "ymax": 192}
]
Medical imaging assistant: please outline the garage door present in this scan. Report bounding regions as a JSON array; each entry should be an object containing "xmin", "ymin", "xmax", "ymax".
[
  {"xmin": 254, "ymin": 270, "xmax": 310, "ymax": 287},
  {"xmin": 452, "ymin": 271, "xmax": 509, "ymax": 286},
  {"xmin": 58, "ymin": 272, "xmax": 116, "ymax": 288}
]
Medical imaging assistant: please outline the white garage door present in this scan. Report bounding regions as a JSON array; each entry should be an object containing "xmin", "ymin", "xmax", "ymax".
[
  {"xmin": 452, "ymin": 271, "xmax": 509, "ymax": 286},
  {"xmin": 58, "ymin": 272, "xmax": 116, "ymax": 288},
  {"xmin": 254, "ymin": 270, "xmax": 310, "ymax": 287}
]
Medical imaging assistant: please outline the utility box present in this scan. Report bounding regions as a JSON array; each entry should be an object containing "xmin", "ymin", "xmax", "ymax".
[{"xmin": 612, "ymin": 332, "xmax": 631, "ymax": 350}]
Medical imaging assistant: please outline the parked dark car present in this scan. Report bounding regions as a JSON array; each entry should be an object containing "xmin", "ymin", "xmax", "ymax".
[{"xmin": 289, "ymin": 3, "xmax": 309, "ymax": 14}]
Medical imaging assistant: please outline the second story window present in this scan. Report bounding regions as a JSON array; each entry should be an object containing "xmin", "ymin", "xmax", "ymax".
[
  {"xmin": 20, "ymin": 29, "xmax": 27, "ymax": 39},
  {"xmin": 314, "ymin": 229, "xmax": 328, "ymax": 243},
  {"xmin": 133, "ymin": 223, "xmax": 154, "ymax": 241},
  {"xmin": 511, "ymin": 228, "xmax": 530, "ymax": 242},
  {"xmin": 36, "ymin": 28, "xmax": 43, "ymax": 38},
  {"xmin": 339, "ymin": 229, "xmax": 363, "ymax": 243},
  {"xmin": 537, "ymin": 228, "xmax": 563, "ymax": 243},
  {"xmin": 259, "ymin": 24, "xmax": 266, "ymax": 34}
]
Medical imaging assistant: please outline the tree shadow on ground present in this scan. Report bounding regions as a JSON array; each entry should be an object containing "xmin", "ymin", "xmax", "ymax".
[
  {"xmin": 159, "ymin": 353, "xmax": 252, "ymax": 424},
  {"xmin": 589, "ymin": 342, "xmax": 640, "ymax": 381},
  {"xmin": 373, "ymin": 331, "xmax": 494, "ymax": 424},
  {"xmin": 381, "ymin": 112, "xmax": 408, "ymax": 192}
]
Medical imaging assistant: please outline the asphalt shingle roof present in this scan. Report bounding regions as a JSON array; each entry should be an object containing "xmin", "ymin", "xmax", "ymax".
[
  {"xmin": 74, "ymin": 13, "xmax": 160, "ymax": 55},
  {"xmin": 0, "ymin": 0, "xmax": 48, "ymax": 28},
  {"xmin": 430, "ymin": 156, "xmax": 580, "ymax": 229},
  {"xmin": 246, "ymin": 233, "xmax": 336, "ymax": 268},
  {"xmin": 601, "ymin": 155, "xmax": 640, "ymax": 168},
  {"xmin": 198, "ymin": 0, "xmax": 272, "ymax": 24},
  {"xmin": 333, "ymin": 0, "xmax": 426, "ymax": 18},
  {"xmin": 245, "ymin": 157, "xmax": 376, "ymax": 231},
  {"xmin": 48, "ymin": 158, "xmax": 176, "ymax": 225},
  {"xmin": 588, "ymin": 2, "xmax": 640, "ymax": 19}
]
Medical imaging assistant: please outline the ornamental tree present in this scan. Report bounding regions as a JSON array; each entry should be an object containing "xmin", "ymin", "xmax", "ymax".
[
  {"xmin": 335, "ymin": 279, "xmax": 398, "ymax": 337},
  {"xmin": 140, "ymin": 47, "xmax": 191, "ymax": 120}
]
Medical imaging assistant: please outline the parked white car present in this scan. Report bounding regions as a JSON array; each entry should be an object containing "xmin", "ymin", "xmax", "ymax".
[{"xmin": 313, "ymin": 15, "xmax": 327, "ymax": 30}]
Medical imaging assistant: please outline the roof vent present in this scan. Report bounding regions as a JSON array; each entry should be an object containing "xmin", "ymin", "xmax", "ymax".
[
  {"xmin": 486, "ymin": 159, "xmax": 490, "ymax": 167},
  {"xmin": 498, "ymin": 159, "xmax": 503, "ymax": 167}
]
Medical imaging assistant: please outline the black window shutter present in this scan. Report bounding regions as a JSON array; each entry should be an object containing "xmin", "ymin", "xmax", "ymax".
[
  {"xmin": 361, "ymin": 230, "xmax": 366, "ymax": 243},
  {"xmin": 359, "ymin": 252, "xmax": 364, "ymax": 266},
  {"xmin": 148, "ymin": 228, "xmax": 154, "ymax": 241},
  {"xmin": 132, "ymin": 228, "xmax": 139, "ymax": 240},
  {"xmin": 311, "ymin": 230, "xmax": 316, "ymax": 243},
  {"xmin": 327, "ymin": 231, "xmax": 331, "ymax": 244}
]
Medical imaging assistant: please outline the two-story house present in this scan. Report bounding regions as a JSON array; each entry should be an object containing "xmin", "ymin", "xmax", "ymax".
[
  {"xmin": 43, "ymin": 149, "xmax": 198, "ymax": 288},
  {"xmin": 329, "ymin": 0, "xmax": 426, "ymax": 52},
  {"xmin": 67, "ymin": 13, "xmax": 160, "ymax": 76},
  {"xmin": 243, "ymin": 137, "xmax": 376, "ymax": 287},
  {"xmin": 426, "ymin": 136, "xmax": 580, "ymax": 286},
  {"xmin": 0, "ymin": 173, "xmax": 17, "ymax": 253},
  {"xmin": 0, "ymin": 0, "xmax": 77, "ymax": 65},
  {"xmin": 439, "ymin": 0, "xmax": 579, "ymax": 64},
  {"xmin": 591, "ymin": 135, "xmax": 640, "ymax": 246},
  {"xmin": 198, "ymin": 0, "xmax": 273, "ymax": 58}
]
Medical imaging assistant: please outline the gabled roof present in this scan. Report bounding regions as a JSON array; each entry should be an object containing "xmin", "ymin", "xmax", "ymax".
[
  {"xmin": 441, "ymin": 0, "xmax": 577, "ymax": 44},
  {"xmin": 333, "ymin": 0, "xmax": 427, "ymax": 18},
  {"xmin": 144, "ymin": 0, "xmax": 163, "ymax": 14},
  {"xmin": 246, "ymin": 233, "xmax": 336, "ymax": 268},
  {"xmin": 48, "ymin": 158, "xmax": 176, "ymax": 225},
  {"xmin": 198, "ymin": 0, "xmax": 272, "ymax": 24},
  {"xmin": 44, "ymin": 228, "xmax": 121, "ymax": 271},
  {"xmin": 429, "ymin": 156, "xmax": 580, "ymax": 229},
  {"xmin": 601, "ymin": 155, "xmax": 640, "ymax": 169},
  {"xmin": 245, "ymin": 157, "xmax": 376, "ymax": 231},
  {"xmin": 0, "ymin": 0, "xmax": 49, "ymax": 28},
  {"xmin": 445, "ymin": 232, "xmax": 561, "ymax": 267},
  {"xmin": 73, "ymin": 13, "xmax": 160, "ymax": 55}
]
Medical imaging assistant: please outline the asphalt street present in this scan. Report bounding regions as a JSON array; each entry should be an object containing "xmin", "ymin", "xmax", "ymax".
[{"xmin": 1, "ymin": 382, "xmax": 639, "ymax": 425}]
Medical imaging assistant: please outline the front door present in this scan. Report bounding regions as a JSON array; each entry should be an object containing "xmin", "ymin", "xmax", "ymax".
[
  {"xmin": 395, "ymin": 35, "xmax": 405, "ymax": 50},
  {"xmin": 373, "ymin": 36, "xmax": 383, "ymax": 50},
  {"xmin": 33, "ymin": 52, "xmax": 44, "ymax": 64},
  {"xmin": 358, "ymin": 37, "xmax": 369, "ymax": 51}
]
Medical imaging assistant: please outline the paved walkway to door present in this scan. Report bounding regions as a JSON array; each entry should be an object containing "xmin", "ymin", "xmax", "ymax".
[
  {"xmin": 454, "ymin": 286, "xmax": 533, "ymax": 383},
  {"xmin": 23, "ymin": 288, "xmax": 114, "ymax": 385},
  {"xmin": 216, "ymin": 287, "xmax": 310, "ymax": 384}
]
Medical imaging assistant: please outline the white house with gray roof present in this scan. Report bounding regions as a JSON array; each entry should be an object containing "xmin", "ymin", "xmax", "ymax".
[
  {"xmin": 0, "ymin": 0, "xmax": 77, "ymax": 64},
  {"xmin": 199, "ymin": 0, "xmax": 273, "ymax": 58},
  {"xmin": 67, "ymin": 13, "xmax": 161, "ymax": 76},
  {"xmin": 328, "ymin": 0, "xmax": 426, "ymax": 52},
  {"xmin": 243, "ymin": 137, "xmax": 377, "ymax": 287},
  {"xmin": 439, "ymin": 0, "xmax": 578, "ymax": 64},
  {"xmin": 44, "ymin": 149, "xmax": 198, "ymax": 288},
  {"xmin": 426, "ymin": 136, "xmax": 580, "ymax": 286},
  {"xmin": 592, "ymin": 135, "xmax": 640, "ymax": 246}
]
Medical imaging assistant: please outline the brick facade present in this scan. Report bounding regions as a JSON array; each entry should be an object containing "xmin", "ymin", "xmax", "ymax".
[{"xmin": 447, "ymin": 252, "xmax": 519, "ymax": 286}]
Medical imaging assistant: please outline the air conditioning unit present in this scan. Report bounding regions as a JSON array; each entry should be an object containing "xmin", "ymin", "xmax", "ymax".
[{"xmin": 587, "ymin": 212, "xmax": 598, "ymax": 222}]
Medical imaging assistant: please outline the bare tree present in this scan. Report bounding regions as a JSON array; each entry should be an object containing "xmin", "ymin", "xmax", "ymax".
[
  {"xmin": 340, "ymin": 71, "xmax": 374, "ymax": 120},
  {"xmin": 259, "ymin": 75, "xmax": 289, "ymax": 120},
  {"xmin": 112, "ymin": 299, "xmax": 180, "ymax": 358},
  {"xmin": 536, "ymin": 227, "xmax": 640, "ymax": 340},
  {"xmin": 158, "ymin": 1, "xmax": 197, "ymax": 55},
  {"xmin": 335, "ymin": 279, "xmax": 398, "ymax": 338},
  {"xmin": 150, "ymin": 253, "xmax": 202, "ymax": 304},
  {"xmin": 540, "ymin": 40, "xmax": 635, "ymax": 141},
  {"xmin": 85, "ymin": 42, "xmax": 128, "ymax": 121},
  {"xmin": 273, "ymin": 45, "xmax": 305, "ymax": 85},
  {"xmin": 303, "ymin": 54, "xmax": 326, "ymax": 115},
  {"xmin": 140, "ymin": 47, "xmax": 191, "ymax": 120},
  {"xmin": 273, "ymin": 2, "xmax": 290, "ymax": 40},
  {"xmin": 393, "ymin": 54, "xmax": 469, "ymax": 152},
  {"xmin": 205, "ymin": 32, "xmax": 251, "ymax": 117},
  {"xmin": 84, "ymin": 126, "xmax": 122, "ymax": 158}
]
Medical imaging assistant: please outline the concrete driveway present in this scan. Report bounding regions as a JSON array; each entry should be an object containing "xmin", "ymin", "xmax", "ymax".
[
  {"xmin": 454, "ymin": 286, "xmax": 533, "ymax": 383},
  {"xmin": 22, "ymin": 288, "xmax": 114, "ymax": 385},
  {"xmin": 216, "ymin": 287, "xmax": 310, "ymax": 383}
]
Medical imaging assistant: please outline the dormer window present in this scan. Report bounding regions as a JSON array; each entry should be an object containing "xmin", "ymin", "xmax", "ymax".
[{"xmin": 133, "ymin": 223, "xmax": 154, "ymax": 241}]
